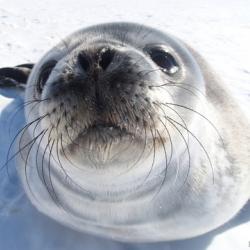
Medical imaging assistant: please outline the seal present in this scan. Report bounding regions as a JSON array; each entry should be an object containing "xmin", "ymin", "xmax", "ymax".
[{"xmin": 0, "ymin": 22, "xmax": 249, "ymax": 242}]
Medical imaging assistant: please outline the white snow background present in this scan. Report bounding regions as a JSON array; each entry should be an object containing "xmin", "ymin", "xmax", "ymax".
[{"xmin": 0, "ymin": 0, "xmax": 249, "ymax": 249}]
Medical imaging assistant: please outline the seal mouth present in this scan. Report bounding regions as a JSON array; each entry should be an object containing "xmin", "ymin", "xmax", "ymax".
[
  {"xmin": 66, "ymin": 120, "xmax": 136, "ymax": 151},
  {"xmin": 88, "ymin": 122, "xmax": 127, "ymax": 133},
  {"xmin": 83, "ymin": 121, "xmax": 132, "ymax": 139},
  {"xmin": 82, "ymin": 120, "xmax": 131, "ymax": 137}
]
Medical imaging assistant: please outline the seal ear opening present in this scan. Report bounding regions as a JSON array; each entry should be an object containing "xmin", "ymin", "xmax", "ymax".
[{"xmin": 0, "ymin": 64, "xmax": 34, "ymax": 89}]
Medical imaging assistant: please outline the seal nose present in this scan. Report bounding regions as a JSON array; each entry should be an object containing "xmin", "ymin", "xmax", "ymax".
[
  {"xmin": 98, "ymin": 47, "xmax": 115, "ymax": 70},
  {"xmin": 78, "ymin": 52, "xmax": 91, "ymax": 72},
  {"xmin": 78, "ymin": 47, "xmax": 115, "ymax": 72}
]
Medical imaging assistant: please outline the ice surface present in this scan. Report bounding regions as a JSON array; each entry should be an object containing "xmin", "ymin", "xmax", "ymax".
[{"xmin": 0, "ymin": 0, "xmax": 249, "ymax": 249}]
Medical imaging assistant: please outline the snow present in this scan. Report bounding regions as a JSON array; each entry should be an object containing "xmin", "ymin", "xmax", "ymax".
[{"xmin": 0, "ymin": 0, "xmax": 249, "ymax": 249}]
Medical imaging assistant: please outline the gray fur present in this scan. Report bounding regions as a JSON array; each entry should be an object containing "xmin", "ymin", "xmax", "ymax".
[{"xmin": 1, "ymin": 23, "xmax": 249, "ymax": 242}]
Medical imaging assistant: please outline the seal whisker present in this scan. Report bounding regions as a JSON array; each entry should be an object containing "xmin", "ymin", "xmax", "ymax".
[
  {"xmin": 63, "ymin": 125, "xmax": 91, "ymax": 169},
  {"xmin": 153, "ymin": 101, "xmax": 190, "ymax": 154},
  {"xmin": 149, "ymin": 82, "xmax": 205, "ymax": 99},
  {"xmin": 155, "ymin": 102, "xmax": 192, "ymax": 185},
  {"xmin": 152, "ymin": 103, "xmax": 175, "ymax": 166},
  {"xmin": 47, "ymin": 139, "xmax": 62, "ymax": 207},
  {"xmin": 59, "ymin": 133, "xmax": 79, "ymax": 168},
  {"xmin": 158, "ymin": 117, "xmax": 174, "ymax": 167},
  {"xmin": 55, "ymin": 137, "xmax": 93, "ymax": 197},
  {"xmin": 151, "ymin": 129, "xmax": 169, "ymax": 200},
  {"xmin": 32, "ymin": 114, "xmax": 49, "ymax": 138},
  {"xmin": 118, "ymin": 116, "xmax": 148, "ymax": 176},
  {"xmin": 138, "ymin": 67, "xmax": 163, "ymax": 78},
  {"xmin": 35, "ymin": 128, "xmax": 49, "ymax": 181},
  {"xmin": 8, "ymin": 98, "xmax": 49, "ymax": 135},
  {"xmin": 168, "ymin": 116, "xmax": 214, "ymax": 183},
  {"xmin": 24, "ymin": 129, "xmax": 46, "ymax": 202},
  {"xmin": 155, "ymin": 102, "xmax": 189, "ymax": 131},
  {"xmin": 26, "ymin": 98, "xmax": 50, "ymax": 121},
  {"xmin": 1, "ymin": 116, "xmax": 46, "ymax": 176},
  {"xmin": 40, "ymin": 131, "xmax": 53, "ymax": 200},
  {"xmin": 162, "ymin": 115, "xmax": 191, "ymax": 187},
  {"xmin": 161, "ymin": 102, "xmax": 224, "ymax": 145},
  {"xmin": 136, "ymin": 125, "xmax": 157, "ymax": 189},
  {"xmin": 18, "ymin": 115, "xmax": 48, "ymax": 162}
]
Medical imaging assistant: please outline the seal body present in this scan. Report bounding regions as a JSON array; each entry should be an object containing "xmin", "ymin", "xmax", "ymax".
[{"xmin": 8, "ymin": 23, "xmax": 250, "ymax": 242}]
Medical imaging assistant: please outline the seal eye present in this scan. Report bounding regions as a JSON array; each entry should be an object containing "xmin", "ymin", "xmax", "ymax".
[
  {"xmin": 38, "ymin": 60, "xmax": 57, "ymax": 93},
  {"xmin": 146, "ymin": 46, "xmax": 179, "ymax": 75}
]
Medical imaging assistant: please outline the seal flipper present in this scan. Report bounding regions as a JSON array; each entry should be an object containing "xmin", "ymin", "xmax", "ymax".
[{"xmin": 0, "ymin": 64, "xmax": 34, "ymax": 89}]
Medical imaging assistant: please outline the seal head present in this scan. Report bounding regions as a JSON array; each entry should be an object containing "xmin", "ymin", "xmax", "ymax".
[
  {"xmin": 3, "ymin": 23, "xmax": 248, "ymax": 242},
  {"xmin": 26, "ymin": 23, "xmax": 203, "ymax": 169}
]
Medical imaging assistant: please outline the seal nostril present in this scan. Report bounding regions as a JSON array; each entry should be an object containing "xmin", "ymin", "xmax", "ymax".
[
  {"xmin": 78, "ymin": 52, "xmax": 90, "ymax": 72},
  {"xmin": 99, "ymin": 48, "xmax": 115, "ymax": 70}
]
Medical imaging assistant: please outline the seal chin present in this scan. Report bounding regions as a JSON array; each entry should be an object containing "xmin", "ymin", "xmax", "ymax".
[{"xmin": 64, "ymin": 120, "xmax": 147, "ymax": 167}]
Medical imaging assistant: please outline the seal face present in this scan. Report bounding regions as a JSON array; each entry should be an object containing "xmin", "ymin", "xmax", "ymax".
[
  {"xmin": 1, "ymin": 22, "xmax": 249, "ymax": 242},
  {"xmin": 26, "ymin": 23, "xmax": 203, "ymax": 170}
]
